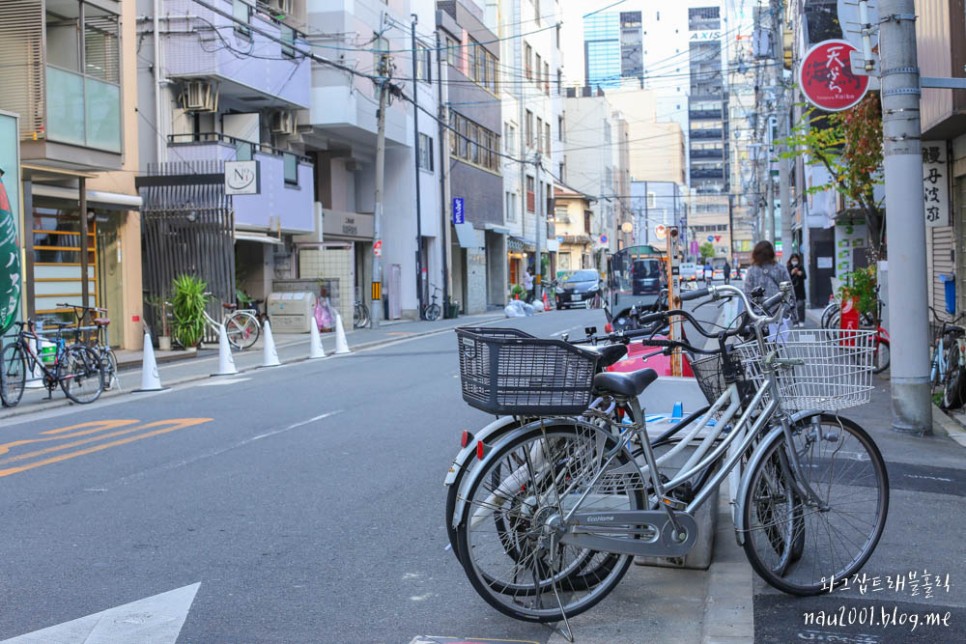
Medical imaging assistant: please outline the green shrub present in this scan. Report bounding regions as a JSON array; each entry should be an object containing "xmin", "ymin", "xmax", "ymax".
[{"xmin": 171, "ymin": 274, "xmax": 208, "ymax": 348}]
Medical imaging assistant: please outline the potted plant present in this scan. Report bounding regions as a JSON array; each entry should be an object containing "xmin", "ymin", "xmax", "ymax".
[
  {"xmin": 509, "ymin": 284, "xmax": 525, "ymax": 300},
  {"xmin": 171, "ymin": 274, "xmax": 208, "ymax": 348},
  {"xmin": 837, "ymin": 266, "xmax": 878, "ymax": 326}
]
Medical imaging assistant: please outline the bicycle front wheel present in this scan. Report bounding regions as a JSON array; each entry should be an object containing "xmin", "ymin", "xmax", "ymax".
[
  {"xmin": 353, "ymin": 303, "xmax": 370, "ymax": 328},
  {"xmin": 59, "ymin": 345, "xmax": 104, "ymax": 404},
  {"xmin": 225, "ymin": 312, "xmax": 260, "ymax": 350},
  {"xmin": 942, "ymin": 342, "xmax": 965, "ymax": 409},
  {"xmin": 455, "ymin": 420, "xmax": 644, "ymax": 623},
  {"xmin": 101, "ymin": 347, "xmax": 119, "ymax": 391},
  {"xmin": 742, "ymin": 413, "xmax": 888, "ymax": 595},
  {"xmin": 1, "ymin": 343, "xmax": 26, "ymax": 408},
  {"xmin": 424, "ymin": 303, "xmax": 441, "ymax": 321},
  {"xmin": 873, "ymin": 338, "xmax": 890, "ymax": 374}
]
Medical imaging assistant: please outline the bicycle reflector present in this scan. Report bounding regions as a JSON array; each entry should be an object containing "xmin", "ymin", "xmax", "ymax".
[
  {"xmin": 476, "ymin": 440, "xmax": 488, "ymax": 460},
  {"xmin": 460, "ymin": 430, "xmax": 473, "ymax": 448}
]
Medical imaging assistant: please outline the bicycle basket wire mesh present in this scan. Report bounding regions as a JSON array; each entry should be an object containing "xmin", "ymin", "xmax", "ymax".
[
  {"xmin": 689, "ymin": 353, "xmax": 727, "ymax": 405},
  {"xmin": 733, "ymin": 328, "xmax": 875, "ymax": 411},
  {"xmin": 456, "ymin": 327, "xmax": 600, "ymax": 415}
]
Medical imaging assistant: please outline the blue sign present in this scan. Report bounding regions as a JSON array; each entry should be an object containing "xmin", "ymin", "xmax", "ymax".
[
  {"xmin": 707, "ymin": 235, "xmax": 714, "ymax": 242},
  {"xmin": 452, "ymin": 197, "xmax": 465, "ymax": 225}
]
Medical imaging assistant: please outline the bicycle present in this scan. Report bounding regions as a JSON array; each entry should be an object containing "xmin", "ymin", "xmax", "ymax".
[
  {"xmin": 353, "ymin": 299, "xmax": 371, "ymax": 329},
  {"xmin": 822, "ymin": 289, "xmax": 890, "ymax": 374},
  {"xmin": 1, "ymin": 320, "xmax": 104, "ymax": 407},
  {"xmin": 167, "ymin": 294, "xmax": 261, "ymax": 350},
  {"xmin": 422, "ymin": 284, "xmax": 442, "ymax": 321},
  {"xmin": 58, "ymin": 302, "xmax": 119, "ymax": 392},
  {"xmin": 449, "ymin": 283, "xmax": 888, "ymax": 633},
  {"xmin": 928, "ymin": 306, "xmax": 966, "ymax": 409}
]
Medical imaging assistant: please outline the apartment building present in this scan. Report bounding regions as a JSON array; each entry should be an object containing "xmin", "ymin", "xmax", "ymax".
[{"xmin": 0, "ymin": 0, "xmax": 144, "ymax": 349}]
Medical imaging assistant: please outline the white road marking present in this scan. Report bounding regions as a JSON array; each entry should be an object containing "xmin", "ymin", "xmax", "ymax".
[{"xmin": 0, "ymin": 583, "xmax": 200, "ymax": 644}]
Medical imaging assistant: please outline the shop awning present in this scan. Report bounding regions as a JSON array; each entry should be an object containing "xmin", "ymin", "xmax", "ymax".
[
  {"xmin": 31, "ymin": 184, "xmax": 143, "ymax": 210},
  {"xmin": 454, "ymin": 222, "xmax": 480, "ymax": 249},
  {"xmin": 507, "ymin": 236, "xmax": 536, "ymax": 253},
  {"xmin": 234, "ymin": 231, "xmax": 284, "ymax": 245}
]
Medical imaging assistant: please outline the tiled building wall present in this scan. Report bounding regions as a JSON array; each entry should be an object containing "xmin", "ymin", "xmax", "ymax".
[{"xmin": 298, "ymin": 246, "xmax": 353, "ymax": 324}]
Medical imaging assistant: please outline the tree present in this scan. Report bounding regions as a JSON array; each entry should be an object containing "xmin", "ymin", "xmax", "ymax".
[
  {"xmin": 780, "ymin": 92, "xmax": 884, "ymax": 256},
  {"xmin": 699, "ymin": 242, "xmax": 715, "ymax": 261}
]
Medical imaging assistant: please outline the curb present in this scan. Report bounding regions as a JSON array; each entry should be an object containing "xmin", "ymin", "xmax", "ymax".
[{"xmin": 931, "ymin": 403, "xmax": 966, "ymax": 447}]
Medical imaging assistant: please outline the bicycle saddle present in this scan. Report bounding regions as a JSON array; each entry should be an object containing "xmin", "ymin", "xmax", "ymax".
[
  {"xmin": 590, "ymin": 343, "xmax": 627, "ymax": 368},
  {"xmin": 592, "ymin": 368, "xmax": 658, "ymax": 398}
]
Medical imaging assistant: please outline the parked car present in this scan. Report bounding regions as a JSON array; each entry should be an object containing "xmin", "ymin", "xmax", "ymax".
[{"xmin": 556, "ymin": 269, "xmax": 602, "ymax": 309}]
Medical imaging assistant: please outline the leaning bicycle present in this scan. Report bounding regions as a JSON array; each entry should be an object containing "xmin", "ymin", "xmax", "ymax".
[{"xmin": 449, "ymin": 283, "xmax": 888, "ymax": 632}]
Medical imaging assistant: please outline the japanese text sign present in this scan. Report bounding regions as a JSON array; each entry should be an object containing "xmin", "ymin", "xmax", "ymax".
[
  {"xmin": 799, "ymin": 40, "xmax": 869, "ymax": 112},
  {"xmin": 922, "ymin": 142, "xmax": 950, "ymax": 228}
]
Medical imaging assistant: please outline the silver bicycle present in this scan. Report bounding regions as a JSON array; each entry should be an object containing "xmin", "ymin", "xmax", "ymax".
[{"xmin": 449, "ymin": 283, "xmax": 889, "ymax": 636}]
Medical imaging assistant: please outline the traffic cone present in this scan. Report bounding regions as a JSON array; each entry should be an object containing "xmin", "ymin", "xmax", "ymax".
[
  {"xmin": 309, "ymin": 319, "xmax": 326, "ymax": 359},
  {"xmin": 134, "ymin": 330, "xmax": 166, "ymax": 392},
  {"xmin": 334, "ymin": 311, "xmax": 350, "ymax": 354},
  {"xmin": 261, "ymin": 320, "xmax": 281, "ymax": 367},
  {"xmin": 542, "ymin": 291, "xmax": 550, "ymax": 311},
  {"xmin": 212, "ymin": 323, "xmax": 238, "ymax": 376}
]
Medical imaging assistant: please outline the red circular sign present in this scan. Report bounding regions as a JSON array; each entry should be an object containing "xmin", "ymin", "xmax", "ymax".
[{"xmin": 798, "ymin": 40, "xmax": 869, "ymax": 112}]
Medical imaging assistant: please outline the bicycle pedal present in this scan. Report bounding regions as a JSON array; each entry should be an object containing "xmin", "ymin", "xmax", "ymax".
[{"xmin": 660, "ymin": 496, "xmax": 687, "ymax": 511}]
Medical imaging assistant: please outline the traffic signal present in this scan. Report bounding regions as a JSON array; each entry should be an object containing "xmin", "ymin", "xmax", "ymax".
[{"xmin": 669, "ymin": 227, "xmax": 679, "ymax": 238}]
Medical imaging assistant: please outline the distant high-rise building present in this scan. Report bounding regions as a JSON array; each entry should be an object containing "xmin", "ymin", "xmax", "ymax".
[{"xmin": 584, "ymin": 11, "xmax": 643, "ymax": 89}]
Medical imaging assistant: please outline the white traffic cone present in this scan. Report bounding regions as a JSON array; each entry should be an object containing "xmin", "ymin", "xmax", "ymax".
[
  {"xmin": 334, "ymin": 311, "xmax": 350, "ymax": 354},
  {"xmin": 309, "ymin": 319, "xmax": 326, "ymax": 359},
  {"xmin": 212, "ymin": 323, "xmax": 238, "ymax": 376},
  {"xmin": 134, "ymin": 330, "xmax": 165, "ymax": 392},
  {"xmin": 261, "ymin": 320, "xmax": 281, "ymax": 367},
  {"xmin": 25, "ymin": 336, "xmax": 44, "ymax": 389}
]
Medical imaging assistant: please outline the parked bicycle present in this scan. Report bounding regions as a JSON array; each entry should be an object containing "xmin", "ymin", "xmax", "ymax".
[
  {"xmin": 353, "ymin": 299, "xmax": 371, "ymax": 329},
  {"xmin": 1, "ymin": 320, "xmax": 104, "ymax": 407},
  {"xmin": 166, "ymin": 294, "xmax": 261, "ymax": 350},
  {"xmin": 929, "ymin": 306, "xmax": 966, "ymax": 409},
  {"xmin": 448, "ymin": 283, "xmax": 888, "ymax": 635},
  {"xmin": 821, "ymin": 287, "xmax": 890, "ymax": 374},
  {"xmin": 58, "ymin": 302, "xmax": 119, "ymax": 391},
  {"xmin": 422, "ymin": 284, "xmax": 442, "ymax": 321}
]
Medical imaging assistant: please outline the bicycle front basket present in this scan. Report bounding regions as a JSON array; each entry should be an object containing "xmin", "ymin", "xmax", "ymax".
[
  {"xmin": 456, "ymin": 326, "xmax": 600, "ymax": 415},
  {"xmin": 734, "ymin": 328, "xmax": 875, "ymax": 412}
]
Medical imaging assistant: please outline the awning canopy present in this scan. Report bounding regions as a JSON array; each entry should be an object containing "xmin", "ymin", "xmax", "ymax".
[
  {"xmin": 234, "ymin": 231, "xmax": 283, "ymax": 245},
  {"xmin": 507, "ymin": 236, "xmax": 535, "ymax": 253},
  {"xmin": 31, "ymin": 184, "xmax": 143, "ymax": 210},
  {"xmin": 454, "ymin": 222, "xmax": 481, "ymax": 249}
]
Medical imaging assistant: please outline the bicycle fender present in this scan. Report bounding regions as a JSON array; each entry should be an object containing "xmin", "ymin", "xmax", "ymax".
[
  {"xmin": 443, "ymin": 415, "xmax": 520, "ymax": 487},
  {"xmin": 733, "ymin": 424, "xmax": 786, "ymax": 547}
]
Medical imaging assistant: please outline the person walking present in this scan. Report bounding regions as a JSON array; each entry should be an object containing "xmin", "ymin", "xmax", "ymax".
[
  {"xmin": 786, "ymin": 252, "xmax": 807, "ymax": 327},
  {"xmin": 723, "ymin": 258, "xmax": 732, "ymax": 285},
  {"xmin": 523, "ymin": 268, "xmax": 534, "ymax": 303},
  {"xmin": 743, "ymin": 240, "xmax": 795, "ymax": 324}
]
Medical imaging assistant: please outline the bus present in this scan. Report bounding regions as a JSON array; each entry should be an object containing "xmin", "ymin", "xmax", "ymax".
[{"xmin": 606, "ymin": 245, "xmax": 666, "ymax": 324}]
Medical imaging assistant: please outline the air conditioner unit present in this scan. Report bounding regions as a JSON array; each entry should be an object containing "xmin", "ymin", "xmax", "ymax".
[
  {"xmin": 270, "ymin": 110, "xmax": 296, "ymax": 135},
  {"xmin": 179, "ymin": 80, "xmax": 218, "ymax": 112}
]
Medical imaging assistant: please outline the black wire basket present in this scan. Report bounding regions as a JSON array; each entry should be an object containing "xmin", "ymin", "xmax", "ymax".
[{"xmin": 456, "ymin": 326, "xmax": 601, "ymax": 416}]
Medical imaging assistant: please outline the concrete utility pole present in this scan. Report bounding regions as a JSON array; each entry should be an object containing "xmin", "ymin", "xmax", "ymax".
[
  {"xmin": 534, "ymin": 153, "xmax": 543, "ymax": 303},
  {"xmin": 371, "ymin": 52, "xmax": 392, "ymax": 328},
  {"xmin": 878, "ymin": 0, "xmax": 932, "ymax": 433},
  {"xmin": 410, "ymin": 16, "xmax": 425, "ymax": 315}
]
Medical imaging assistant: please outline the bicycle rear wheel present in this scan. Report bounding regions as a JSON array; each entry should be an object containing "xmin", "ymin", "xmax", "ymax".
[
  {"xmin": 101, "ymin": 347, "xmax": 119, "ymax": 391},
  {"xmin": 353, "ymin": 302, "xmax": 370, "ymax": 328},
  {"xmin": 820, "ymin": 303, "xmax": 839, "ymax": 329},
  {"xmin": 872, "ymin": 338, "xmax": 890, "ymax": 374},
  {"xmin": 455, "ymin": 420, "xmax": 644, "ymax": 623},
  {"xmin": 424, "ymin": 303, "xmax": 441, "ymax": 321},
  {"xmin": 942, "ymin": 342, "xmax": 966, "ymax": 409},
  {"xmin": 225, "ymin": 312, "xmax": 260, "ymax": 350},
  {"xmin": 742, "ymin": 413, "xmax": 888, "ymax": 595},
  {"xmin": 1, "ymin": 343, "xmax": 26, "ymax": 408},
  {"xmin": 59, "ymin": 345, "xmax": 104, "ymax": 404}
]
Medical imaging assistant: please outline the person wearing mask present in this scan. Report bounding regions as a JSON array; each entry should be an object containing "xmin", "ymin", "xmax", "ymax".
[
  {"xmin": 743, "ymin": 240, "xmax": 795, "ymax": 323},
  {"xmin": 786, "ymin": 252, "xmax": 808, "ymax": 327}
]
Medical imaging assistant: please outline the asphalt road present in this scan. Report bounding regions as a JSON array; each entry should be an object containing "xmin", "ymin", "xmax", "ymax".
[{"xmin": 0, "ymin": 307, "xmax": 645, "ymax": 643}]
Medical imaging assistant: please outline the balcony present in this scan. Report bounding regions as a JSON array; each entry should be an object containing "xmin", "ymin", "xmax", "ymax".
[
  {"xmin": 163, "ymin": 0, "xmax": 311, "ymax": 110},
  {"xmin": 168, "ymin": 133, "xmax": 314, "ymax": 232}
]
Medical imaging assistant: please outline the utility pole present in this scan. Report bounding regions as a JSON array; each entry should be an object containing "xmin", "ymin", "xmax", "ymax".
[
  {"xmin": 878, "ymin": 0, "xmax": 932, "ymax": 433},
  {"xmin": 410, "ymin": 15, "xmax": 425, "ymax": 316},
  {"xmin": 534, "ymin": 153, "xmax": 542, "ymax": 303},
  {"xmin": 436, "ymin": 30, "xmax": 451, "ymax": 317},
  {"xmin": 371, "ymin": 51, "xmax": 392, "ymax": 328}
]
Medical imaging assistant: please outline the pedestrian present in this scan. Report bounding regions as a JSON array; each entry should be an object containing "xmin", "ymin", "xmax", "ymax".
[
  {"xmin": 523, "ymin": 267, "xmax": 534, "ymax": 303},
  {"xmin": 723, "ymin": 258, "xmax": 731, "ymax": 285},
  {"xmin": 704, "ymin": 262, "xmax": 712, "ymax": 285},
  {"xmin": 786, "ymin": 252, "xmax": 807, "ymax": 327},
  {"xmin": 743, "ymin": 240, "xmax": 795, "ymax": 330}
]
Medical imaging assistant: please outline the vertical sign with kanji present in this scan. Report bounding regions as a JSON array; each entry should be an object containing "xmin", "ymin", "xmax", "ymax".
[
  {"xmin": 922, "ymin": 142, "xmax": 949, "ymax": 228},
  {"xmin": 0, "ymin": 111, "xmax": 21, "ymax": 335}
]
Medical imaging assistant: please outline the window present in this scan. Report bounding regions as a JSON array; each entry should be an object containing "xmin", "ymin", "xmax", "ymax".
[
  {"xmin": 526, "ymin": 176, "xmax": 535, "ymax": 212},
  {"xmin": 558, "ymin": 161, "xmax": 565, "ymax": 183},
  {"xmin": 418, "ymin": 133, "xmax": 433, "ymax": 170},
  {"xmin": 536, "ymin": 117, "xmax": 543, "ymax": 152},
  {"xmin": 506, "ymin": 192, "xmax": 517, "ymax": 222},
  {"xmin": 450, "ymin": 113, "xmax": 501, "ymax": 172},
  {"xmin": 280, "ymin": 25, "xmax": 295, "ymax": 59},
  {"xmin": 688, "ymin": 7, "xmax": 720, "ymax": 31},
  {"xmin": 544, "ymin": 122, "xmax": 551, "ymax": 157},
  {"xmin": 558, "ymin": 115, "xmax": 565, "ymax": 141},
  {"xmin": 233, "ymin": 0, "xmax": 252, "ymax": 37},
  {"xmin": 446, "ymin": 35, "xmax": 462, "ymax": 68},
  {"xmin": 504, "ymin": 122, "xmax": 515, "ymax": 154},
  {"xmin": 543, "ymin": 61, "xmax": 550, "ymax": 94},
  {"xmin": 584, "ymin": 211, "xmax": 592, "ymax": 234},
  {"xmin": 416, "ymin": 42, "xmax": 432, "ymax": 82},
  {"xmin": 535, "ymin": 53, "xmax": 542, "ymax": 86},
  {"xmin": 524, "ymin": 43, "xmax": 533, "ymax": 80},
  {"xmin": 466, "ymin": 38, "xmax": 497, "ymax": 94},
  {"xmin": 283, "ymin": 152, "xmax": 298, "ymax": 186},
  {"xmin": 526, "ymin": 110, "xmax": 534, "ymax": 148}
]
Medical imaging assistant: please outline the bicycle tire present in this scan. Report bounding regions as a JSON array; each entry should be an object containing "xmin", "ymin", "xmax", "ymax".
[
  {"xmin": 101, "ymin": 347, "xmax": 119, "ymax": 391},
  {"xmin": 872, "ymin": 338, "xmax": 890, "ymax": 375},
  {"xmin": 741, "ymin": 413, "xmax": 888, "ymax": 596},
  {"xmin": 820, "ymin": 303, "xmax": 839, "ymax": 329},
  {"xmin": 942, "ymin": 342, "xmax": 965, "ymax": 409},
  {"xmin": 353, "ymin": 303, "xmax": 370, "ymax": 329},
  {"xmin": 0, "ymin": 343, "xmax": 26, "ymax": 408},
  {"xmin": 455, "ymin": 419, "xmax": 644, "ymax": 623},
  {"xmin": 225, "ymin": 312, "xmax": 260, "ymax": 350},
  {"xmin": 59, "ymin": 345, "xmax": 104, "ymax": 404},
  {"xmin": 424, "ymin": 303, "xmax": 441, "ymax": 321}
]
